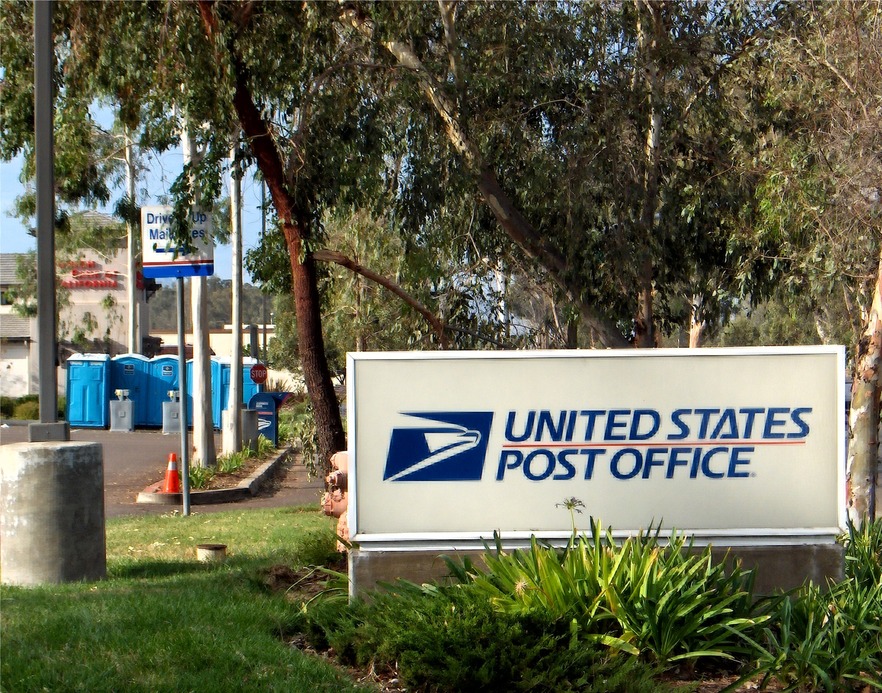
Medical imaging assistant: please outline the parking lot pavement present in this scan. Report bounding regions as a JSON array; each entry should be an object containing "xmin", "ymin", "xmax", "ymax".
[{"xmin": 0, "ymin": 422, "xmax": 323, "ymax": 517}]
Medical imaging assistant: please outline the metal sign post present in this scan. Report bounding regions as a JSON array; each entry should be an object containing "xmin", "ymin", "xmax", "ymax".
[
  {"xmin": 176, "ymin": 277, "xmax": 191, "ymax": 516},
  {"xmin": 141, "ymin": 205, "xmax": 214, "ymax": 516}
]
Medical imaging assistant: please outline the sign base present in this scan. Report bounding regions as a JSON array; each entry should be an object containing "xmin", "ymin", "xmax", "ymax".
[{"xmin": 348, "ymin": 541, "xmax": 844, "ymax": 598}]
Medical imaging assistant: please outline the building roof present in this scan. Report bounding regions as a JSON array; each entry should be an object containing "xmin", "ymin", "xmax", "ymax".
[
  {"xmin": 0, "ymin": 314, "xmax": 31, "ymax": 340},
  {"xmin": 0, "ymin": 254, "xmax": 26, "ymax": 286}
]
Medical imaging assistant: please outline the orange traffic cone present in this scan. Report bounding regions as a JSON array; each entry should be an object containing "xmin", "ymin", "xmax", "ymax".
[{"xmin": 162, "ymin": 453, "xmax": 181, "ymax": 494}]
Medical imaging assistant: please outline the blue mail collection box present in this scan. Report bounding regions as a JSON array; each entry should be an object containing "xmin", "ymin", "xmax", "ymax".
[{"xmin": 66, "ymin": 354, "xmax": 110, "ymax": 428}]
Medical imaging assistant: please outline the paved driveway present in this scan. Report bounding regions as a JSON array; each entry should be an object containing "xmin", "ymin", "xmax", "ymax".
[{"xmin": 0, "ymin": 423, "xmax": 323, "ymax": 517}]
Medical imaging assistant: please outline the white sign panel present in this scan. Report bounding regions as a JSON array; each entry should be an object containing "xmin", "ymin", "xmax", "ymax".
[
  {"xmin": 348, "ymin": 347, "xmax": 845, "ymax": 548},
  {"xmin": 141, "ymin": 205, "xmax": 214, "ymax": 278}
]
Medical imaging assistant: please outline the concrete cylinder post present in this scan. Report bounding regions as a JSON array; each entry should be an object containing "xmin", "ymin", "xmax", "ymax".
[{"xmin": 1, "ymin": 442, "xmax": 106, "ymax": 585}]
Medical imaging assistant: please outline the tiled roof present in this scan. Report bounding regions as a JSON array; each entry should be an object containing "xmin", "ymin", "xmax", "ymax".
[
  {"xmin": 71, "ymin": 210, "xmax": 122, "ymax": 229},
  {"xmin": 0, "ymin": 254, "xmax": 26, "ymax": 286},
  {"xmin": 0, "ymin": 314, "xmax": 32, "ymax": 340}
]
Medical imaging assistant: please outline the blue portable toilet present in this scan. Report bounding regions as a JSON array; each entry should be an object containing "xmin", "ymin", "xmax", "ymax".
[
  {"xmin": 110, "ymin": 354, "xmax": 150, "ymax": 426},
  {"xmin": 242, "ymin": 357, "xmax": 260, "ymax": 405},
  {"xmin": 66, "ymin": 354, "xmax": 110, "ymax": 428},
  {"xmin": 218, "ymin": 357, "xmax": 261, "ymax": 418},
  {"xmin": 211, "ymin": 357, "xmax": 223, "ymax": 428},
  {"xmin": 148, "ymin": 356, "xmax": 179, "ymax": 427},
  {"xmin": 184, "ymin": 359, "xmax": 222, "ymax": 429}
]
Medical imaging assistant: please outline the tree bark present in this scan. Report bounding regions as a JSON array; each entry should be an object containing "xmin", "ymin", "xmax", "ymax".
[
  {"xmin": 847, "ymin": 248, "xmax": 882, "ymax": 524},
  {"xmin": 689, "ymin": 294, "xmax": 705, "ymax": 348},
  {"xmin": 197, "ymin": 1, "xmax": 345, "ymax": 472},
  {"xmin": 634, "ymin": 1, "xmax": 663, "ymax": 349}
]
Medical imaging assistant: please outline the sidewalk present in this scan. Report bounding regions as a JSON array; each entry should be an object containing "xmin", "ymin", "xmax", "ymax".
[{"xmin": 0, "ymin": 423, "xmax": 324, "ymax": 517}]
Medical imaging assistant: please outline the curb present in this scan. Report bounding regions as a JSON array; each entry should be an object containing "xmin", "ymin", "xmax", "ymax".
[{"xmin": 136, "ymin": 446, "xmax": 294, "ymax": 506}]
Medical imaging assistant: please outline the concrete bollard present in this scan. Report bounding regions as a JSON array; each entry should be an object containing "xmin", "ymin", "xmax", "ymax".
[{"xmin": 1, "ymin": 441, "xmax": 106, "ymax": 585}]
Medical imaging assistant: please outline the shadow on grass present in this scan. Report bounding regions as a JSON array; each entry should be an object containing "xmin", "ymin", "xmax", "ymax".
[
  {"xmin": 109, "ymin": 554, "xmax": 292, "ymax": 580},
  {"xmin": 110, "ymin": 560, "xmax": 219, "ymax": 579}
]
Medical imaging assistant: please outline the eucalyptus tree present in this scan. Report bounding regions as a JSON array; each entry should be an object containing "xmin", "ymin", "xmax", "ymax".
[
  {"xmin": 339, "ymin": 1, "xmax": 786, "ymax": 348},
  {"xmin": 748, "ymin": 1, "xmax": 882, "ymax": 522}
]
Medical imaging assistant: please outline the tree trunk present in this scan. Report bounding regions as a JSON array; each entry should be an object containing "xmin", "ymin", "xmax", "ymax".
[
  {"xmin": 634, "ymin": 1, "xmax": 663, "ymax": 349},
  {"xmin": 224, "ymin": 140, "xmax": 243, "ymax": 455},
  {"xmin": 634, "ymin": 258, "xmax": 655, "ymax": 348},
  {"xmin": 181, "ymin": 123, "xmax": 216, "ymax": 468},
  {"xmin": 124, "ymin": 127, "xmax": 139, "ymax": 354},
  {"xmin": 846, "ymin": 249, "xmax": 882, "ymax": 524},
  {"xmin": 288, "ymin": 230, "xmax": 347, "ymax": 472},
  {"xmin": 689, "ymin": 294, "xmax": 705, "ymax": 348},
  {"xmin": 191, "ymin": 275, "xmax": 216, "ymax": 467},
  {"xmin": 196, "ymin": 1, "xmax": 346, "ymax": 472}
]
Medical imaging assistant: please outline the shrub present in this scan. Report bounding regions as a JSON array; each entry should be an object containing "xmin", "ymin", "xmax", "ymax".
[
  {"xmin": 0, "ymin": 396, "xmax": 14, "ymax": 418},
  {"xmin": 12, "ymin": 400, "xmax": 39, "ymax": 420},
  {"xmin": 256, "ymin": 434, "xmax": 274, "ymax": 456},
  {"xmin": 57, "ymin": 396, "xmax": 66, "ymax": 418},
  {"xmin": 299, "ymin": 581, "xmax": 671, "ymax": 692},
  {"xmin": 280, "ymin": 396, "xmax": 318, "ymax": 471},
  {"xmin": 726, "ymin": 519, "xmax": 882, "ymax": 692},
  {"xmin": 446, "ymin": 521, "xmax": 764, "ymax": 667},
  {"xmin": 736, "ymin": 578, "xmax": 882, "ymax": 692}
]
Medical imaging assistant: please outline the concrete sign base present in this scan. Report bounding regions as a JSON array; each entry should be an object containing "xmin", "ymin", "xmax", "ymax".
[
  {"xmin": 1, "ymin": 441, "xmax": 106, "ymax": 585},
  {"xmin": 349, "ymin": 542, "xmax": 844, "ymax": 597}
]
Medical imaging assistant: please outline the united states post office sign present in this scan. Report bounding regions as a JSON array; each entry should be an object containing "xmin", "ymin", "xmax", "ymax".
[{"xmin": 347, "ymin": 347, "xmax": 846, "ymax": 547}]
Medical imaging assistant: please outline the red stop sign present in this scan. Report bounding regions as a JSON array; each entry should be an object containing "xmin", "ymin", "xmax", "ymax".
[{"xmin": 250, "ymin": 363, "xmax": 268, "ymax": 385}]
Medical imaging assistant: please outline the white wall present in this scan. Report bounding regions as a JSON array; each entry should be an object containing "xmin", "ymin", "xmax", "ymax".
[{"xmin": 0, "ymin": 341, "xmax": 31, "ymax": 398}]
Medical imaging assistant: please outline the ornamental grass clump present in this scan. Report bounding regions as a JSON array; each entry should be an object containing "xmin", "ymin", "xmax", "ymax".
[
  {"xmin": 732, "ymin": 578, "xmax": 882, "ymax": 692},
  {"xmin": 445, "ymin": 519, "xmax": 765, "ymax": 667},
  {"xmin": 187, "ymin": 464, "xmax": 215, "ymax": 489},
  {"xmin": 729, "ymin": 519, "xmax": 882, "ymax": 692}
]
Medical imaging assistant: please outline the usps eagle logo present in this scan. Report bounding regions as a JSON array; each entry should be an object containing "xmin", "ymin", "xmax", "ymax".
[{"xmin": 383, "ymin": 412, "xmax": 494, "ymax": 482}]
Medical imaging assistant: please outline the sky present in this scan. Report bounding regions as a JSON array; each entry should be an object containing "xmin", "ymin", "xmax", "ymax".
[{"xmin": 0, "ymin": 143, "xmax": 266, "ymax": 283}]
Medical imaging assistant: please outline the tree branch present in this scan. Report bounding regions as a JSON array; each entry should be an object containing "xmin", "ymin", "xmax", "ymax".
[
  {"xmin": 313, "ymin": 248, "xmax": 449, "ymax": 348},
  {"xmin": 339, "ymin": 5, "xmax": 630, "ymax": 348},
  {"xmin": 438, "ymin": 0, "xmax": 461, "ymax": 89}
]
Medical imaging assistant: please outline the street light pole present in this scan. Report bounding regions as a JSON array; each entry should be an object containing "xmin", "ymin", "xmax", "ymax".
[{"xmin": 30, "ymin": 0, "xmax": 67, "ymax": 442}]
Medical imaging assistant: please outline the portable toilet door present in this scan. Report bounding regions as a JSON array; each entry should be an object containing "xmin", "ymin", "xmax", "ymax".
[
  {"xmin": 242, "ymin": 357, "xmax": 260, "ymax": 405},
  {"xmin": 211, "ymin": 357, "xmax": 222, "ymax": 429},
  {"xmin": 147, "ymin": 357, "xmax": 179, "ymax": 427},
  {"xmin": 218, "ymin": 357, "xmax": 232, "ymax": 420},
  {"xmin": 218, "ymin": 357, "xmax": 261, "ymax": 418},
  {"xmin": 184, "ymin": 359, "xmax": 222, "ymax": 429},
  {"xmin": 66, "ymin": 354, "xmax": 110, "ymax": 428},
  {"xmin": 110, "ymin": 354, "xmax": 150, "ymax": 426}
]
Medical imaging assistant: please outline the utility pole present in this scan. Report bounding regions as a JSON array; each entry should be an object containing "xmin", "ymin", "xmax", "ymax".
[
  {"xmin": 261, "ymin": 182, "xmax": 267, "ymax": 362},
  {"xmin": 30, "ymin": 0, "xmax": 66, "ymax": 442},
  {"xmin": 224, "ymin": 139, "xmax": 243, "ymax": 454},
  {"xmin": 124, "ymin": 127, "xmax": 139, "ymax": 354},
  {"xmin": 181, "ymin": 122, "xmax": 216, "ymax": 468}
]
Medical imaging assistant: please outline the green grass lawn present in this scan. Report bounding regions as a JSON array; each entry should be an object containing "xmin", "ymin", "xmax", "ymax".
[{"xmin": 1, "ymin": 506, "xmax": 367, "ymax": 693}]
